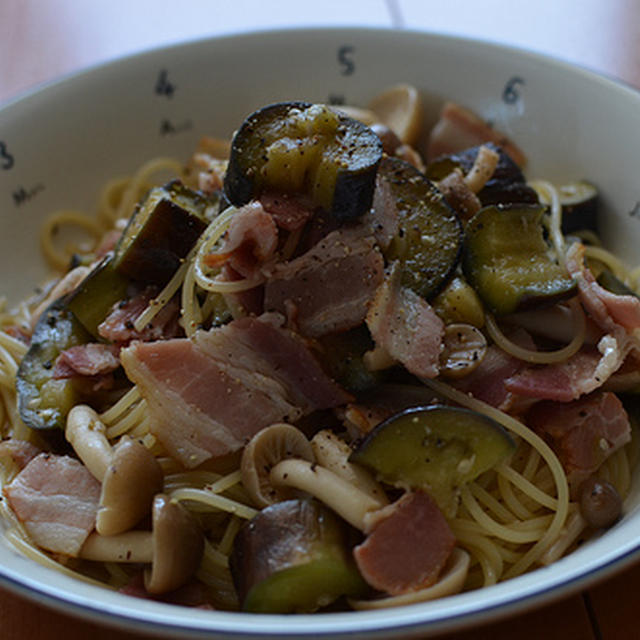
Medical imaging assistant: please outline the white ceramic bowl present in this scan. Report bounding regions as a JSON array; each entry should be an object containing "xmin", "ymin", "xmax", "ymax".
[{"xmin": 1, "ymin": 27, "xmax": 640, "ymax": 639}]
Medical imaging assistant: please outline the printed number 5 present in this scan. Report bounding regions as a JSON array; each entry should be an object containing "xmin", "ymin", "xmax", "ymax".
[
  {"xmin": 0, "ymin": 141, "xmax": 14, "ymax": 170},
  {"xmin": 338, "ymin": 46, "xmax": 355, "ymax": 76}
]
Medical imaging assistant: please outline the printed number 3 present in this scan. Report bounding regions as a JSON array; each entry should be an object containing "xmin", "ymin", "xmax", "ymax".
[{"xmin": 0, "ymin": 141, "xmax": 14, "ymax": 170}]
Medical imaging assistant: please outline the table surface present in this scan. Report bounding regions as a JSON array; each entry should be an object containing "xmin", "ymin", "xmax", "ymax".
[{"xmin": 2, "ymin": 1, "xmax": 640, "ymax": 638}]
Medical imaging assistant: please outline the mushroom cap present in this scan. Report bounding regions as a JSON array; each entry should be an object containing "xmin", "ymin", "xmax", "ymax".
[
  {"xmin": 144, "ymin": 493, "xmax": 204, "ymax": 594},
  {"xmin": 96, "ymin": 436, "xmax": 164, "ymax": 536},
  {"xmin": 241, "ymin": 423, "xmax": 315, "ymax": 508},
  {"xmin": 439, "ymin": 323, "xmax": 487, "ymax": 379},
  {"xmin": 368, "ymin": 84, "xmax": 422, "ymax": 146}
]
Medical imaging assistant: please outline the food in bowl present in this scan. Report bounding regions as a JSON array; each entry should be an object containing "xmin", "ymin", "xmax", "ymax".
[{"xmin": 0, "ymin": 83, "xmax": 638, "ymax": 614}]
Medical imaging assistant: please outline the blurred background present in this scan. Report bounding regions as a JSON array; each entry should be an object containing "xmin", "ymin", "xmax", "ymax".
[
  {"xmin": 1, "ymin": 1, "xmax": 640, "ymax": 639},
  {"xmin": 2, "ymin": 0, "xmax": 640, "ymax": 105}
]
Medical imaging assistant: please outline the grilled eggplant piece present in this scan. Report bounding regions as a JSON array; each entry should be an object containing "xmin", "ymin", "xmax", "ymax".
[
  {"xmin": 431, "ymin": 275, "xmax": 485, "ymax": 328},
  {"xmin": 224, "ymin": 102, "xmax": 383, "ymax": 221},
  {"xmin": 557, "ymin": 180, "xmax": 599, "ymax": 234},
  {"xmin": 65, "ymin": 256, "xmax": 129, "ymax": 338},
  {"xmin": 597, "ymin": 269, "xmax": 639, "ymax": 298},
  {"xmin": 463, "ymin": 204, "xmax": 577, "ymax": 315},
  {"xmin": 381, "ymin": 156, "xmax": 463, "ymax": 300},
  {"xmin": 114, "ymin": 180, "xmax": 210, "ymax": 285},
  {"xmin": 425, "ymin": 142, "xmax": 538, "ymax": 207},
  {"xmin": 317, "ymin": 325, "xmax": 381, "ymax": 393},
  {"xmin": 350, "ymin": 405, "xmax": 515, "ymax": 513},
  {"xmin": 230, "ymin": 499, "xmax": 367, "ymax": 613},
  {"xmin": 16, "ymin": 300, "xmax": 92, "ymax": 431}
]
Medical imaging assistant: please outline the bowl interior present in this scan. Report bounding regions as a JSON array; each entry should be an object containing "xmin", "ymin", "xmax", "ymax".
[{"xmin": 1, "ymin": 27, "xmax": 640, "ymax": 639}]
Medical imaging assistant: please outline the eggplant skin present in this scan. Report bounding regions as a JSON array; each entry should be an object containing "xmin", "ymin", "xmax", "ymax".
[
  {"xmin": 224, "ymin": 102, "xmax": 383, "ymax": 221},
  {"xmin": 350, "ymin": 404, "xmax": 515, "ymax": 514},
  {"xmin": 381, "ymin": 156, "xmax": 463, "ymax": 300},
  {"xmin": 114, "ymin": 180, "xmax": 210, "ymax": 286},
  {"xmin": 230, "ymin": 499, "xmax": 367, "ymax": 613},
  {"xmin": 425, "ymin": 142, "xmax": 539, "ymax": 207},
  {"xmin": 65, "ymin": 255, "xmax": 129, "ymax": 338},
  {"xmin": 16, "ymin": 299, "xmax": 91, "ymax": 432},
  {"xmin": 462, "ymin": 203, "xmax": 577, "ymax": 315}
]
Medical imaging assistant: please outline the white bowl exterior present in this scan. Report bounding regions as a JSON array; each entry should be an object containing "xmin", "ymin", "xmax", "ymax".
[{"xmin": 1, "ymin": 27, "xmax": 640, "ymax": 638}]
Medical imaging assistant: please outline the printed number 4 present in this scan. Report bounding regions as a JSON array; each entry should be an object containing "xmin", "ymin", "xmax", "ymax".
[
  {"xmin": 155, "ymin": 70, "xmax": 175, "ymax": 98},
  {"xmin": 0, "ymin": 141, "xmax": 14, "ymax": 170}
]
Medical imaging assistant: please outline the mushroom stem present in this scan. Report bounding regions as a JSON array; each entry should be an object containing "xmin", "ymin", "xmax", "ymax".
[
  {"xmin": 79, "ymin": 531, "xmax": 152, "ymax": 563},
  {"xmin": 270, "ymin": 459, "xmax": 380, "ymax": 531},
  {"xmin": 66, "ymin": 405, "xmax": 164, "ymax": 536},
  {"xmin": 66, "ymin": 405, "xmax": 112, "ymax": 481},
  {"xmin": 310, "ymin": 430, "xmax": 388, "ymax": 507},
  {"xmin": 463, "ymin": 144, "xmax": 500, "ymax": 194},
  {"xmin": 79, "ymin": 494, "xmax": 205, "ymax": 595}
]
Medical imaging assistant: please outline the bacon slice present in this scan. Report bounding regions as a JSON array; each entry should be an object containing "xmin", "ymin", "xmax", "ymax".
[
  {"xmin": 219, "ymin": 263, "xmax": 265, "ymax": 317},
  {"xmin": 527, "ymin": 391, "xmax": 631, "ymax": 488},
  {"xmin": 566, "ymin": 242, "xmax": 640, "ymax": 335},
  {"xmin": 452, "ymin": 337, "xmax": 536, "ymax": 413},
  {"xmin": 368, "ymin": 176, "xmax": 400, "ymax": 251},
  {"xmin": 4, "ymin": 453, "xmax": 100, "ymax": 556},
  {"xmin": 505, "ymin": 336, "xmax": 627, "ymax": 403},
  {"xmin": 0, "ymin": 439, "xmax": 42, "ymax": 470},
  {"xmin": 426, "ymin": 102, "xmax": 526, "ymax": 166},
  {"xmin": 354, "ymin": 491, "xmax": 455, "ymax": 595},
  {"xmin": 53, "ymin": 343, "xmax": 120, "ymax": 378},
  {"xmin": 264, "ymin": 228, "xmax": 384, "ymax": 338},
  {"xmin": 366, "ymin": 268, "xmax": 444, "ymax": 378},
  {"xmin": 204, "ymin": 201, "xmax": 278, "ymax": 280},
  {"xmin": 98, "ymin": 288, "xmax": 182, "ymax": 345},
  {"xmin": 120, "ymin": 314, "xmax": 350, "ymax": 467},
  {"xmin": 260, "ymin": 192, "xmax": 314, "ymax": 232},
  {"xmin": 195, "ymin": 314, "xmax": 352, "ymax": 412}
]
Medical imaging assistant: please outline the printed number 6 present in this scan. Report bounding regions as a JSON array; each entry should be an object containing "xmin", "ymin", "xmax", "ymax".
[{"xmin": 503, "ymin": 77, "xmax": 525, "ymax": 105}]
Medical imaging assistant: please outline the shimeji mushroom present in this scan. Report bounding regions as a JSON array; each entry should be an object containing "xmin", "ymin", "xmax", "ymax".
[
  {"xmin": 309, "ymin": 429, "xmax": 388, "ymax": 507},
  {"xmin": 367, "ymin": 84, "xmax": 422, "ymax": 146},
  {"xmin": 240, "ymin": 423, "xmax": 315, "ymax": 508},
  {"xmin": 333, "ymin": 85, "xmax": 423, "ymax": 148},
  {"xmin": 79, "ymin": 493, "xmax": 204, "ymax": 594},
  {"xmin": 241, "ymin": 423, "xmax": 381, "ymax": 530},
  {"xmin": 66, "ymin": 404, "xmax": 163, "ymax": 536},
  {"xmin": 240, "ymin": 424, "xmax": 470, "ymax": 603},
  {"xmin": 438, "ymin": 323, "xmax": 487, "ymax": 379}
]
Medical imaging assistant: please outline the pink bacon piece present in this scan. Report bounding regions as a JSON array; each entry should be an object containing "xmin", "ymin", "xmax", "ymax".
[
  {"xmin": 426, "ymin": 102, "xmax": 527, "ymax": 167},
  {"xmin": 526, "ymin": 391, "xmax": 631, "ymax": 489},
  {"xmin": 120, "ymin": 314, "xmax": 350, "ymax": 468},
  {"xmin": 4, "ymin": 453, "xmax": 100, "ymax": 556},
  {"xmin": 264, "ymin": 227, "xmax": 384, "ymax": 338},
  {"xmin": 354, "ymin": 491, "xmax": 455, "ymax": 595},
  {"xmin": 366, "ymin": 268, "xmax": 444, "ymax": 379}
]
